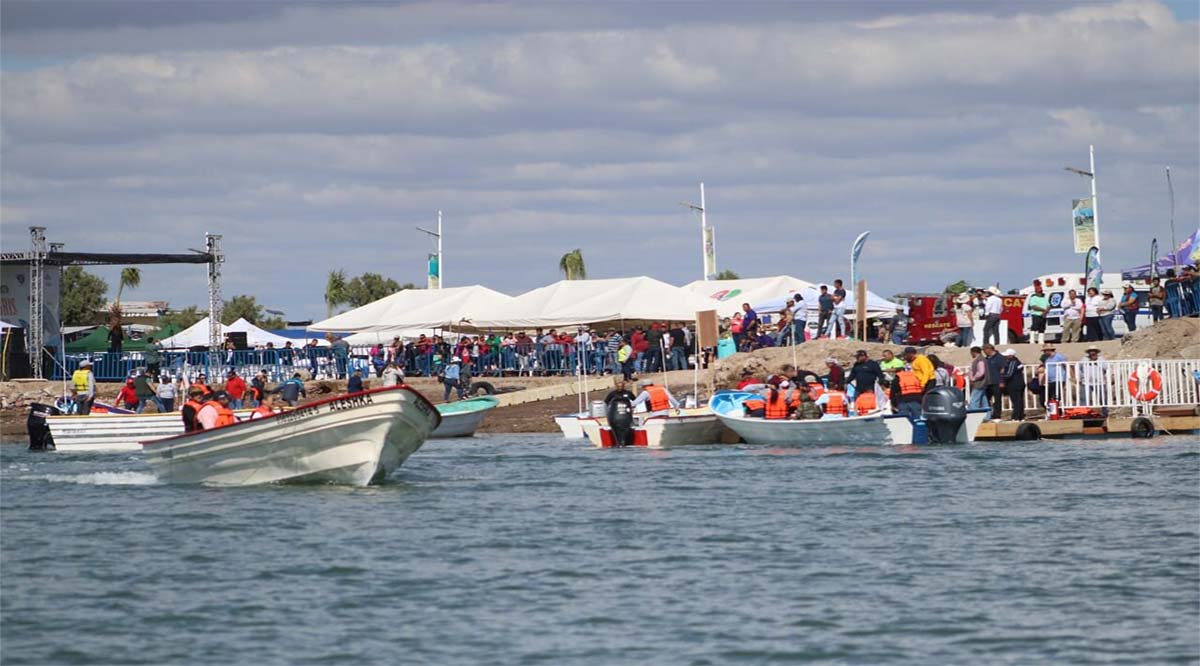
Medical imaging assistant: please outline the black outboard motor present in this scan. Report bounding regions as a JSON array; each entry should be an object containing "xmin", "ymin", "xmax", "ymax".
[
  {"xmin": 921, "ymin": 386, "xmax": 966, "ymax": 445},
  {"xmin": 606, "ymin": 397, "xmax": 635, "ymax": 448},
  {"xmin": 27, "ymin": 402, "xmax": 60, "ymax": 451}
]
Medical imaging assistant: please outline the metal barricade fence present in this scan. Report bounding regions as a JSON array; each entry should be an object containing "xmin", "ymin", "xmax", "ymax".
[{"xmin": 349, "ymin": 341, "xmax": 689, "ymax": 380}]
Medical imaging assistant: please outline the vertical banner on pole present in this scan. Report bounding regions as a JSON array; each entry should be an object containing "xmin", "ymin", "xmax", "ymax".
[
  {"xmin": 855, "ymin": 280, "xmax": 867, "ymax": 341},
  {"xmin": 427, "ymin": 254, "xmax": 440, "ymax": 290},
  {"xmin": 1085, "ymin": 246, "xmax": 1102, "ymax": 290},
  {"xmin": 849, "ymin": 231, "xmax": 870, "ymax": 299},
  {"xmin": 703, "ymin": 226, "xmax": 717, "ymax": 281},
  {"xmin": 1150, "ymin": 239, "xmax": 1159, "ymax": 281},
  {"xmin": 1072, "ymin": 198, "xmax": 1096, "ymax": 253}
]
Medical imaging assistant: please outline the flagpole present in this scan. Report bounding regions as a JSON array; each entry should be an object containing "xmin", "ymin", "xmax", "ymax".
[
  {"xmin": 1090, "ymin": 145, "xmax": 1100, "ymax": 253},
  {"xmin": 1167, "ymin": 166, "xmax": 1178, "ymax": 270}
]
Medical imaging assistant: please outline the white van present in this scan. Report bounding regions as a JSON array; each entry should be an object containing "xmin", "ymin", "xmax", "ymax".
[{"xmin": 1018, "ymin": 273, "xmax": 1153, "ymax": 341}]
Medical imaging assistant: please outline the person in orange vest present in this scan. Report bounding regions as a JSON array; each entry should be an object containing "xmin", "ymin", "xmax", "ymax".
[
  {"xmin": 249, "ymin": 392, "xmax": 278, "ymax": 420},
  {"xmin": 191, "ymin": 373, "xmax": 211, "ymax": 397},
  {"xmin": 196, "ymin": 391, "xmax": 237, "ymax": 430},
  {"xmin": 763, "ymin": 382, "xmax": 794, "ymax": 420},
  {"xmin": 630, "ymin": 379, "xmax": 679, "ymax": 416},
  {"xmin": 814, "ymin": 385, "xmax": 849, "ymax": 418},
  {"xmin": 890, "ymin": 367, "xmax": 925, "ymax": 421},
  {"xmin": 181, "ymin": 386, "xmax": 208, "ymax": 432}
]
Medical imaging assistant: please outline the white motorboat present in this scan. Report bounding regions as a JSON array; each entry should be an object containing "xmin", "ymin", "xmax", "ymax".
[
  {"xmin": 142, "ymin": 386, "xmax": 440, "ymax": 486},
  {"xmin": 46, "ymin": 405, "xmax": 253, "ymax": 453},
  {"xmin": 553, "ymin": 412, "xmax": 587, "ymax": 439},
  {"xmin": 431, "ymin": 396, "xmax": 500, "ymax": 438},
  {"xmin": 579, "ymin": 407, "xmax": 728, "ymax": 448},
  {"xmin": 709, "ymin": 391, "xmax": 987, "ymax": 446}
]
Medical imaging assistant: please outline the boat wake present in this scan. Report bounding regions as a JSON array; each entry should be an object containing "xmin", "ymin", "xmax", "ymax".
[{"xmin": 24, "ymin": 471, "xmax": 159, "ymax": 486}]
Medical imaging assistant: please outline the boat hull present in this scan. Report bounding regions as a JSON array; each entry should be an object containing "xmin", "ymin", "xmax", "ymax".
[
  {"xmin": 48, "ymin": 410, "xmax": 253, "ymax": 453},
  {"xmin": 431, "ymin": 397, "xmax": 499, "ymax": 438},
  {"xmin": 553, "ymin": 413, "xmax": 587, "ymax": 439},
  {"xmin": 581, "ymin": 409, "xmax": 728, "ymax": 448},
  {"xmin": 142, "ymin": 387, "xmax": 440, "ymax": 486}
]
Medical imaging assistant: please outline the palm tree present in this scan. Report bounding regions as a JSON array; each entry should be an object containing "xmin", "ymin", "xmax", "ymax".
[
  {"xmin": 325, "ymin": 269, "xmax": 348, "ymax": 318},
  {"xmin": 110, "ymin": 266, "xmax": 141, "ymax": 313},
  {"xmin": 558, "ymin": 249, "xmax": 587, "ymax": 280}
]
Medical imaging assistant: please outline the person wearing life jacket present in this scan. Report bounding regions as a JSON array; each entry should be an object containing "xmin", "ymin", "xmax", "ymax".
[
  {"xmin": 763, "ymin": 381, "xmax": 794, "ymax": 420},
  {"xmin": 181, "ymin": 386, "xmax": 208, "ymax": 432},
  {"xmin": 803, "ymin": 374, "xmax": 826, "ymax": 401},
  {"xmin": 853, "ymin": 389, "xmax": 878, "ymax": 415},
  {"xmin": 890, "ymin": 367, "xmax": 925, "ymax": 421},
  {"xmin": 249, "ymin": 392, "xmax": 278, "ymax": 420},
  {"xmin": 742, "ymin": 396, "xmax": 766, "ymax": 418},
  {"xmin": 630, "ymin": 379, "xmax": 679, "ymax": 417},
  {"xmin": 793, "ymin": 388, "xmax": 823, "ymax": 420},
  {"xmin": 196, "ymin": 391, "xmax": 237, "ymax": 430},
  {"xmin": 71, "ymin": 359, "xmax": 97, "ymax": 414},
  {"xmin": 814, "ymin": 386, "xmax": 849, "ymax": 418},
  {"xmin": 1127, "ymin": 363, "xmax": 1162, "ymax": 403},
  {"xmin": 191, "ymin": 373, "xmax": 211, "ymax": 398}
]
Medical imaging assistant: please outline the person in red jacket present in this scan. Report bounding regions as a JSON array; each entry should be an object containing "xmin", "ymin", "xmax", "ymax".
[
  {"xmin": 116, "ymin": 378, "xmax": 138, "ymax": 410},
  {"xmin": 224, "ymin": 370, "xmax": 248, "ymax": 409},
  {"xmin": 631, "ymin": 328, "xmax": 649, "ymax": 374}
]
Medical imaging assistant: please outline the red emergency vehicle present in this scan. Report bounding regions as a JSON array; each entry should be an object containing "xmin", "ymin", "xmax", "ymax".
[{"xmin": 895, "ymin": 293, "xmax": 1027, "ymax": 345}]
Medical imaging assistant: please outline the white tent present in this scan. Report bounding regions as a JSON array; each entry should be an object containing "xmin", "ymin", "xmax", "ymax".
[
  {"xmin": 468, "ymin": 276, "xmax": 721, "ymax": 329},
  {"xmin": 308, "ymin": 285, "xmax": 515, "ymax": 333},
  {"xmin": 684, "ymin": 276, "xmax": 817, "ymax": 318},
  {"xmin": 157, "ymin": 317, "xmax": 299, "ymax": 349}
]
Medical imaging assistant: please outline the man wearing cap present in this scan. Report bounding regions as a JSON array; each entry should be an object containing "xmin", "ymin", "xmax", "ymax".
[
  {"xmin": 888, "ymin": 306, "xmax": 909, "ymax": 345},
  {"xmin": 278, "ymin": 372, "xmax": 307, "ymax": 407},
  {"xmin": 72, "ymin": 360, "xmax": 96, "ymax": 414},
  {"xmin": 1041, "ymin": 344, "xmax": 1067, "ymax": 404},
  {"xmin": 998, "ymin": 349, "xmax": 1026, "ymax": 421},
  {"xmin": 902, "ymin": 347, "xmax": 935, "ymax": 391},
  {"xmin": 846, "ymin": 350, "xmax": 883, "ymax": 403},
  {"xmin": 196, "ymin": 391, "xmax": 237, "ymax": 430},
  {"xmin": 442, "ymin": 357, "xmax": 462, "ymax": 402},
  {"xmin": 982, "ymin": 286, "xmax": 1004, "ymax": 345},
  {"xmin": 1079, "ymin": 345, "xmax": 1108, "ymax": 410},
  {"xmin": 631, "ymin": 379, "xmax": 679, "ymax": 417},
  {"xmin": 224, "ymin": 370, "xmax": 247, "ymax": 409}
]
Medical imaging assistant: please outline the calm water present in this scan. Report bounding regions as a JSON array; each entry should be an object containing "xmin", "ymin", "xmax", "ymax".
[{"xmin": 2, "ymin": 434, "xmax": 1198, "ymax": 665}]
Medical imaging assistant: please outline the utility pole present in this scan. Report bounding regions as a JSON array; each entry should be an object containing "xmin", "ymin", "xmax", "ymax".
[
  {"xmin": 1065, "ymin": 145, "xmax": 1100, "ymax": 252},
  {"xmin": 1167, "ymin": 166, "xmax": 1178, "ymax": 270},
  {"xmin": 206, "ymin": 233, "xmax": 224, "ymax": 373},
  {"xmin": 416, "ymin": 211, "xmax": 443, "ymax": 289},
  {"xmin": 28, "ymin": 227, "xmax": 46, "ymax": 379},
  {"xmin": 681, "ymin": 182, "xmax": 715, "ymax": 280}
]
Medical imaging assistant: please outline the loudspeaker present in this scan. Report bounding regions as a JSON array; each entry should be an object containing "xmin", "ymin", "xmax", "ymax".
[{"xmin": 226, "ymin": 332, "xmax": 249, "ymax": 349}]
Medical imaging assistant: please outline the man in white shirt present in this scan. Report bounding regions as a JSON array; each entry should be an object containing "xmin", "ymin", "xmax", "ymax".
[
  {"xmin": 1061, "ymin": 289, "xmax": 1084, "ymax": 342},
  {"xmin": 982, "ymin": 286, "xmax": 1004, "ymax": 345}
]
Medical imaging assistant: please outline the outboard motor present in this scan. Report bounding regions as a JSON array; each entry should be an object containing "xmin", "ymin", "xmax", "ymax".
[
  {"xmin": 921, "ymin": 387, "xmax": 966, "ymax": 445},
  {"xmin": 27, "ymin": 402, "xmax": 60, "ymax": 451},
  {"xmin": 606, "ymin": 397, "xmax": 635, "ymax": 448}
]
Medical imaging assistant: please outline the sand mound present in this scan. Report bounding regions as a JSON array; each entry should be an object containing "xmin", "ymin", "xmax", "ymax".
[
  {"xmin": 1115, "ymin": 318, "xmax": 1200, "ymax": 360},
  {"xmin": 712, "ymin": 339, "xmax": 907, "ymax": 388}
]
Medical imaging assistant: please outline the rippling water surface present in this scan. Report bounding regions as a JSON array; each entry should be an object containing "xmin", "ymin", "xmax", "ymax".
[{"xmin": 2, "ymin": 434, "xmax": 1198, "ymax": 665}]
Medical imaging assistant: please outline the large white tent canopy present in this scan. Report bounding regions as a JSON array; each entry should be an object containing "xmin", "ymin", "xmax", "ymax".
[
  {"xmin": 683, "ymin": 276, "xmax": 817, "ymax": 318},
  {"xmin": 158, "ymin": 317, "xmax": 301, "ymax": 349},
  {"xmin": 467, "ymin": 276, "xmax": 721, "ymax": 329},
  {"xmin": 309, "ymin": 285, "xmax": 516, "ymax": 333}
]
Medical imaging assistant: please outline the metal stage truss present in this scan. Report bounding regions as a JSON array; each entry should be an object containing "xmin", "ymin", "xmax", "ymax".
[{"xmin": 0, "ymin": 227, "xmax": 223, "ymax": 379}]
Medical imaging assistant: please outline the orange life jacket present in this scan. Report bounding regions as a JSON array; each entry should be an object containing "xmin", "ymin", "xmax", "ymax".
[
  {"xmin": 854, "ymin": 392, "xmax": 877, "ymax": 414},
  {"xmin": 182, "ymin": 399, "xmax": 205, "ymax": 431},
  {"xmin": 764, "ymin": 389, "xmax": 791, "ymax": 419},
  {"xmin": 952, "ymin": 367, "xmax": 966, "ymax": 390},
  {"xmin": 824, "ymin": 390, "xmax": 848, "ymax": 416},
  {"xmin": 645, "ymin": 386, "xmax": 672, "ymax": 411},
  {"xmin": 897, "ymin": 370, "xmax": 923, "ymax": 396},
  {"xmin": 808, "ymin": 383, "xmax": 825, "ymax": 400},
  {"xmin": 192, "ymin": 382, "xmax": 210, "ymax": 396},
  {"xmin": 743, "ymin": 398, "xmax": 766, "ymax": 415},
  {"xmin": 252, "ymin": 404, "xmax": 275, "ymax": 418},
  {"xmin": 210, "ymin": 403, "xmax": 237, "ymax": 428}
]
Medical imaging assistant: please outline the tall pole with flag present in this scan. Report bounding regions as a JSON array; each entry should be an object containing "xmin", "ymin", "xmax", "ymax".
[
  {"xmin": 682, "ymin": 182, "xmax": 716, "ymax": 280},
  {"xmin": 1066, "ymin": 146, "xmax": 1100, "ymax": 253},
  {"xmin": 416, "ymin": 210, "xmax": 443, "ymax": 289},
  {"xmin": 1167, "ymin": 166, "xmax": 1178, "ymax": 271},
  {"xmin": 850, "ymin": 231, "xmax": 870, "ymax": 340}
]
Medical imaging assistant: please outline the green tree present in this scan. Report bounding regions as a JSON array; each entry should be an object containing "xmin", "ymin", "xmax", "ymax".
[
  {"xmin": 715, "ymin": 269, "xmax": 740, "ymax": 280},
  {"xmin": 60, "ymin": 266, "xmax": 108, "ymax": 326},
  {"xmin": 558, "ymin": 249, "xmax": 587, "ymax": 280},
  {"xmin": 157, "ymin": 305, "xmax": 205, "ymax": 330},
  {"xmin": 944, "ymin": 280, "xmax": 972, "ymax": 295},
  {"xmin": 221, "ymin": 294, "xmax": 265, "ymax": 325},
  {"xmin": 344, "ymin": 273, "xmax": 404, "ymax": 308},
  {"xmin": 112, "ymin": 267, "xmax": 141, "ymax": 309},
  {"xmin": 259, "ymin": 314, "xmax": 287, "ymax": 330},
  {"xmin": 325, "ymin": 269, "xmax": 348, "ymax": 318}
]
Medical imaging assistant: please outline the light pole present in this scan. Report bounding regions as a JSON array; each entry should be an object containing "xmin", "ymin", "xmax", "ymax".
[
  {"xmin": 415, "ymin": 210, "xmax": 443, "ymax": 289},
  {"xmin": 1065, "ymin": 144, "xmax": 1100, "ymax": 252},
  {"xmin": 1167, "ymin": 166, "xmax": 1178, "ymax": 270},
  {"xmin": 680, "ymin": 182, "xmax": 715, "ymax": 281}
]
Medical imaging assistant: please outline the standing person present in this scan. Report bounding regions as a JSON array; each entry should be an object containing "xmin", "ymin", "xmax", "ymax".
[
  {"xmin": 381, "ymin": 361, "xmax": 403, "ymax": 387},
  {"xmin": 1025, "ymin": 282, "xmax": 1050, "ymax": 346},
  {"xmin": 1061, "ymin": 289, "xmax": 1084, "ymax": 343},
  {"xmin": 982, "ymin": 286, "xmax": 1003, "ymax": 345},
  {"xmin": 902, "ymin": 346, "xmax": 935, "ymax": 391},
  {"xmin": 927, "ymin": 354, "xmax": 953, "ymax": 388},
  {"xmin": 117, "ymin": 379, "xmax": 139, "ymax": 411},
  {"xmin": 668, "ymin": 323, "xmax": 688, "ymax": 371},
  {"xmin": 644, "ymin": 324, "xmax": 664, "ymax": 374},
  {"xmin": 604, "ymin": 379, "xmax": 637, "ymax": 406},
  {"xmin": 278, "ymin": 373, "xmax": 307, "ymax": 407},
  {"xmin": 250, "ymin": 369, "xmax": 269, "ymax": 406},
  {"xmin": 630, "ymin": 327, "xmax": 649, "ymax": 374},
  {"xmin": 890, "ymin": 367, "xmax": 924, "ymax": 421},
  {"xmin": 998, "ymin": 349, "xmax": 1025, "ymax": 421},
  {"xmin": 107, "ymin": 321, "xmax": 124, "ymax": 355},
  {"xmin": 224, "ymin": 370, "xmax": 247, "ymax": 409},
  {"xmin": 982, "ymin": 344, "xmax": 1004, "ymax": 420},
  {"xmin": 280, "ymin": 341, "xmax": 295, "ymax": 367},
  {"xmin": 1079, "ymin": 345, "xmax": 1108, "ymax": 409},
  {"xmin": 144, "ymin": 337, "xmax": 163, "ymax": 380},
  {"xmin": 816, "ymin": 286, "xmax": 834, "ymax": 338},
  {"xmin": 1041, "ymin": 343, "xmax": 1068, "ymax": 405},
  {"xmin": 967, "ymin": 346, "xmax": 989, "ymax": 410},
  {"xmin": 72, "ymin": 360, "xmax": 96, "ymax": 414},
  {"xmin": 630, "ymin": 379, "xmax": 679, "ymax": 417},
  {"xmin": 133, "ymin": 369, "xmax": 158, "ymax": 413},
  {"xmin": 832, "ymin": 280, "xmax": 848, "ymax": 338},
  {"xmin": 1148, "ymin": 278, "xmax": 1166, "ymax": 322},
  {"xmin": 156, "ymin": 374, "xmax": 178, "ymax": 412},
  {"xmin": 823, "ymin": 357, "xmax": 845, "ymax": 390},
  {"xmin": 305, "ymin": 339, "xmax": 321, "ymax": 377},
  {"xmin": 617, "ymin": 339, "xmax": 635, "ymax": 381},
  {"xmin": 1084, "ymin": 287, "xmax": 1102, "ymax": 341},
  {"xmin": 347, "ymin": 368, "xmax": 364, "ymax": 393},
  {"xmin": 330, "ymin": 335, "xmax": 351, "ymax": 379},
  {"xmin": 888, "ymin": 307, "xmax": 909, "ymax": 345},
  {"xmin": 739, "ymin": 303, "xmax": 760, "ymax": 350},
  {"xmin": 1119, "ymin": 284, "xmax": 1140, "ymax": 333},
  {"xmin": 955, "ymin": 295, "xmax": 975, "ymax": 347},
  {"xmin": 1097, "ymin": 290, "xmax": 1117, "ymax": 340},
  {"xmin": 442, "ymin": 357, "xmax": 462, "ymax": 402}
]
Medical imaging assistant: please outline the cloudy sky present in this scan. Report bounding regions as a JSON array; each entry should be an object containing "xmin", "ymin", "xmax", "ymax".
[{"xmin": 2, "ymin": 0, "xmax": 1197, "ymax": 321}]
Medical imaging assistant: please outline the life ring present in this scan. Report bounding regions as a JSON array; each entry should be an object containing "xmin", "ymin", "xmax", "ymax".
[{"xmin": 1127, "ymin": 368, "xmax": 1162, "ymax": 402}]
